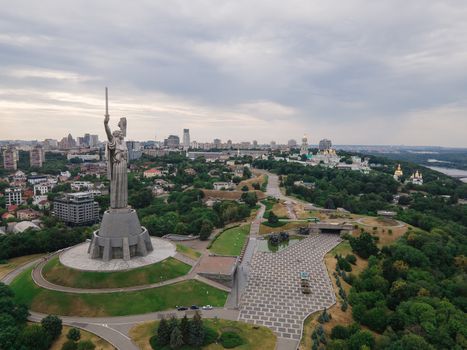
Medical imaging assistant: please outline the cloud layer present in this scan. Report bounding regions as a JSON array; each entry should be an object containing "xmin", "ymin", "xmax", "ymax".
[{"xmin": 1, "ymin": 0, "xmax": 467, "ymax": 146}]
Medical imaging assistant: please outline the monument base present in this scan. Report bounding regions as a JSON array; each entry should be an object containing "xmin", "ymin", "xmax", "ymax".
[{"xmin": 88, "ymin": 208, "xmax": 153, "ymax": 261}]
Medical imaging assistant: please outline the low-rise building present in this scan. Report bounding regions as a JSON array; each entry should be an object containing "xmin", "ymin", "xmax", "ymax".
[
  {"xmin": 143, "ymin": 168, "xmax": 163, "ymax": 178},
  {"xmin": 16, "ymin": 209, "xmax": 42, "ymax": 220},
  {"xmin": 71, "ymin": 181, "xmax": 94, "ymax": 191},
  {"xmin": 53, "ymin": 192, "xmax": 100, "ymax": 225},
  {"xmin": 213, "ymin": 181, "xmax": 235, "ymax": 190}
]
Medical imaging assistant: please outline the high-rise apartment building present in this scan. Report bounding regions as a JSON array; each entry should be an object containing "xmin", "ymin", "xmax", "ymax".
[
  {"xmin": 182, "ymin": 129, "xmax": 190, "ymax": 149},
  {"xmin": 213, "ymin": 138, "xmax": 222, "ymax": 149},
  {"xmin": 319, "ymin": 139, "xmax": 332, "ymax": 151},
  {"xmin": 30, "ymin": 145, "xmax": 45, "ymax": 168},
  {"xmin": 3, "ymin": 146, "xmax": 18, "ymax": 170},
  {"xmin": 300, "ymin": 134, "xmax": 309, "ymax": 155},
  {"xmin": 164, "ymin": 135, "xmax": 180, "ymax": 148},
  {"xmin": 5, "ymin": 188, "xmax": 23, "ymax": 207},
  {"xmin": 53, "ymin": 192, "xmax": 100, "ymax": 225}
]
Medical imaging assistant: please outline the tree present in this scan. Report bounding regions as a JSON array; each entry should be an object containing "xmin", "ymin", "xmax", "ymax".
[
  {"xmin": 77, "ymin": 340, "xmax": 96, "ymax": 350},
  {"xmin": 252, "ymin": 182, "xmax": 260, "ymax": 190},
  {"xmin": 157, "ymin": 317, "xmax": 171, "ymax": 346},
  {"xmin": 268, "ymin": 211, "xmax": 279, "ymax": 224},
  {"xmin": 348, "ymin": 330, "xmax": 375, "ymax": 350},
  {"xmin": 189, "ymin": 311, "xmax": 204, "ymax": 346},
  {"xmin": 67, "ymin": 327, "xmax": 81, "ymax": 341},
  {"xmin": 349, "ymin": 232, "xmax": 379, "ymax": 259},
  {"xmin": 199, "ymin": 220, "xmax": 213, "ymax": 241},
  {"xmin": 179, "ymin": 315, "xmax": 190, "ymax": 345},
  {"xmin": 17, "ymin": 325, "xmax": 51, "ymax": 350},
  {"xmin": 170, "ymin": 326, "xmax": 184, "ymax": 349},
  {"xmin": 241, "ymin": 185, "xmax": 249, "ymax": 192},
  {"xmin": 41, "ymin": 314, "xmax": 62, "ymax": 341}
]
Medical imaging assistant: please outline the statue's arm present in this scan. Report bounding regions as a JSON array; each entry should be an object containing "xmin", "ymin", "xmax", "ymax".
[{"xmin": 104, "ymin": 116, "xmax": 112, "ymax": 141}]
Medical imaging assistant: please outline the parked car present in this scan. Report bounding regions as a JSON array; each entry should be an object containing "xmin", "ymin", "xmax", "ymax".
[
  {"xmin": 190, "ymin": 305, "xmax": 200, "ymax": 310},
  {"xmin": 202, "ymin": 305, "xmax": 213, "ymax": 310},
  {"xmin": 176, "ymin": 306, "xmax": 188, "ymax": 311}
]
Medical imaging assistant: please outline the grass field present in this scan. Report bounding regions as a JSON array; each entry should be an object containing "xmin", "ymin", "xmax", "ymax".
[
  {"xmin": 11, "ymin": 268, "xmax": 228, "ymax": 317},
  {"xmin": 209, "ymin": 225, "xmax": 250, "ymax": 256},
  {"xmin": 176, "ymin": 244, "xmax": 202, "ymax": 260},
  {"xmin": 42, "ymin": 256, "xmax": 191, "ymax": 289},
  {"xmin": 130, "ymin": 318, "xmax": 276, "ymax": 350},
  {"xmin": 0, "ymin": 253, "xmax": 45, "ymax": 279},
  {"xmin": 237, "ymin": 174, "xmax": 267, "ymax": 191},
  {"xmin": 49, "ymin": 325, "xmax": 116, "ymax": 350}
]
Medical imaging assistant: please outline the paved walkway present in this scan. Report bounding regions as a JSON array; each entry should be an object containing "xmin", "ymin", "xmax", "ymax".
[{"xmin": 239, "ymin": 234, "xmax": 341, "ymax": 343}]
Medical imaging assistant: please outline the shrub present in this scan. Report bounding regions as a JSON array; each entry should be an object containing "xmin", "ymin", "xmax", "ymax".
[
  {"xmin": 337, "ymin": 256, "xmax": 352, "ymax": 272},
  {"xmin": 61, "ymin": 340, "xmax": 78, "ymax": 350},
  {"xmin": 331, "ymin": 325, "xmax": 349, "ymax": 339},
  {"xmin": 203, "ymin": 326, "xmax": 218, "ymax": 345},
  {"xmin": 345, "ymin": 254, "xmax": 357, "ymax": 265},
  {"xmin": 341, "ymin": 300, "xmax": 348, "ymax": 312},
  {"xmin": 77, "ymin": 340, "xmax": 96, "ymax": 350},
  {"xmin": 67, "ymin": 328, "xmax": 81, "ymax": 341},
  {"xmin": 219, "ymin": 331, "xmax": 244, "ymax": 348}
]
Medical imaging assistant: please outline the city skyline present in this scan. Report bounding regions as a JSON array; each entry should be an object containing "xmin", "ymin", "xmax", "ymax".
[{"xmin": 2, "ymin": 1, "xmax": 467, "ymax": 147}]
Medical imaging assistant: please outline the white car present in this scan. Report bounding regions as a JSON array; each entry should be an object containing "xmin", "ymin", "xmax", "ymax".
[{"xmin": 202, "ymin": 305, "xmax": 213, "ymax": 310}]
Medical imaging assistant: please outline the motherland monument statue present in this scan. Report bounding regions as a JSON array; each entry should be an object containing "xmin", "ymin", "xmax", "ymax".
[{"xmin": 88, "ymin": 88, "xmax": 154, "ymax": 261}]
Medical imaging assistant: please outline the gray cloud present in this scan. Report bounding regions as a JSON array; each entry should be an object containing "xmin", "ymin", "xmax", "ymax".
[{"xmin": 1, "ymin": 0, "xmax": 467, "ymax": 146}]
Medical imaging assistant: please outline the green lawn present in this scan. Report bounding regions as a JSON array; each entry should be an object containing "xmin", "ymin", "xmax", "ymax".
[
  {"xmin": 42, "ymin": 256, "xmax": 191, "ymax": 289},
  {"xmin": 209, "ymin": 225, "xmax": 250, "ymax": 256},
  {"xmin": 11, "ymin": 268, "xmax": 228, "ymax": 317},
  {"xmin": 176, "ymin": 244, "xmax": 202, "ymax": 260}
]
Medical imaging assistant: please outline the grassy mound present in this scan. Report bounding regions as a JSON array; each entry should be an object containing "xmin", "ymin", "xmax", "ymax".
[
  {"xmin": 209, "ymin": 225, "xmax": 250, "ymax": 256},
  {"xmin": 11, "ymin": 267, "xmax": 228, "ymax": 317},
  {"xmin": 42, "ymin": 256, "xmax": 191, "ymax": 289}
]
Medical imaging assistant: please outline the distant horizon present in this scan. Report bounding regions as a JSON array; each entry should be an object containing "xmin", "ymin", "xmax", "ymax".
[{"xmin": 1, "ymin": 138, "xmax": 467, "ymax": 151}]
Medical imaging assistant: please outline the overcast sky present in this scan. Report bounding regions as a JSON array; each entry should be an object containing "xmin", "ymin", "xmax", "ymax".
[{"xmin": 1, "ymin": 0, "xmax": 467, "ymax": 146}]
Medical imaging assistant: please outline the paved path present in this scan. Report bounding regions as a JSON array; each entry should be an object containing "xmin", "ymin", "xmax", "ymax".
[{"xmin": 239, "ymin": 234, "xmax": 341, "ymax": 345}]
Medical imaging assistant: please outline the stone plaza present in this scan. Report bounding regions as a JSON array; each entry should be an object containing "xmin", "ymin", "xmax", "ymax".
[{"xmin": 239, "ymin": 233, "xmax": 341, "ymax": 340}]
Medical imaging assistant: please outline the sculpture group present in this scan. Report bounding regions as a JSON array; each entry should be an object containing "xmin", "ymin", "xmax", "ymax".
[{"xmin": 88, "ymin": 88, "xmax": 153, "ymax": 261}]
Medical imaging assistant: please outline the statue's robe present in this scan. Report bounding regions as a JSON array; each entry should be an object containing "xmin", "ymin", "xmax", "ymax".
[{"xmin": 106, "ymin": 138, "xmax": 128, "ymax": 208}]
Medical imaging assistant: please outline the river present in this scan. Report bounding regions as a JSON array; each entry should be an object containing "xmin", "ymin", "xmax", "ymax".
[{"xmin": 426, "ymin": 166, "xmax": 467, "ymax": 183}]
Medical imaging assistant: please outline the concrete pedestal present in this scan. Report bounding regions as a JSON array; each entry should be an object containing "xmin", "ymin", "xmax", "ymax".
[{"xmin": 88, "ymin": 208, "xmax": 153, "ymax": 261}]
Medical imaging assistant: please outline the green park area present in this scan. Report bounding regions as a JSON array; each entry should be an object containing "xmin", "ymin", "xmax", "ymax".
[
  {"xmin": 209, "ymin": 225, "xmax": 250, "ymax": 256},
  {"xmin": 130, "ymin": 318, "xmax": 276, "ymax": 350},
  {"xmin": 176, "ymin": 244, "xmax": 202, "ymax": 260},
  {"xmin": 42, "ymin": 256, "xmax": 191, "ymax": 289},
  {"xmin": 11, "ymin": 268, "xmax": 228, "ymax": 317}
]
